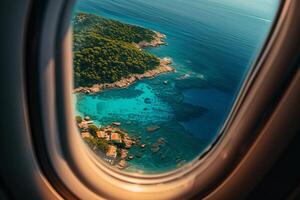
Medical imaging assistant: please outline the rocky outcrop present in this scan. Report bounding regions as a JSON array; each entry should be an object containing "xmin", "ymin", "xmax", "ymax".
[
  {"xmin": 136, "ymin": 31, "xmax": 167, "ymax": 48},
  {"xmin": 146, "ymin": 125, "xmax": 160, "ymax": 133},
  {"xmin": 74, "ymin": 58, "xmax": 175, "ymax": 94}
]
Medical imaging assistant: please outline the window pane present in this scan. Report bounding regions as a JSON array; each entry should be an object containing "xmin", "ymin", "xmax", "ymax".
[{"xmin": 72, "ymin": 0, "xmax": 279, "ymax": 174}]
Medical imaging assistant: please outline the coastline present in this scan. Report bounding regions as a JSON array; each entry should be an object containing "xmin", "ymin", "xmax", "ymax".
[
  {"xmin": 77, "ymin": 116, "xmax": 135, "ymax": 170},
  {"xmin": 74, "ymin": 57, "xmax": 175, "ymax": 94},
  {"xmin": 134, "ymin": 31, "xmax": 167, "ymax": 48},
  {"xmin": 74, "ymin": 29, "xmax": 171, "ymax": 94}
]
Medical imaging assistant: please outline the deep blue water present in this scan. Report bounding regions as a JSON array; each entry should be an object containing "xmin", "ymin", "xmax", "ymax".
[{"xmin": 73, "ymin": 0, "xmax": 279, "ymax": 173}]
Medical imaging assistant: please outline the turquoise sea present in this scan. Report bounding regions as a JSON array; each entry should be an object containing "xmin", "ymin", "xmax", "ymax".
[{"xmin": 73, "ymin": 0, "xmax": 279, "ymax": 173}]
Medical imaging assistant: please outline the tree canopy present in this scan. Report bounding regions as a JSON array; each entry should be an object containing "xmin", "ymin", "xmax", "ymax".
[{"xmin": 73, "ymin": 12, "xmax": 160, "ymax": 87}]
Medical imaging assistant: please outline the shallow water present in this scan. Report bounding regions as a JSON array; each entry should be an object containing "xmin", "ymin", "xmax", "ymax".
[{"xmin": 74, "ymin": 0, "xmax": 279, "ymax": 173}]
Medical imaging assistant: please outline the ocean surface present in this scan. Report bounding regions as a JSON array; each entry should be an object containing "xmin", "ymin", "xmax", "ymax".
[{"xmin": 73, "ymin": 0, "xmax": 279, "ymax": 173}]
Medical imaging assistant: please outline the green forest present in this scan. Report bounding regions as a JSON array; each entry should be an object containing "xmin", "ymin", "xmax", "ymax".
[{"xmin": 73, "ymin": 13, "xmax": 160, "ymax": 87}]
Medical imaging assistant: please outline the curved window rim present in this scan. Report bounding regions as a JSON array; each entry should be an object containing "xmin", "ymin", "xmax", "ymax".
[
  {"xmin": 25, "ymin": 0, "xmax": 294, "ymax": 198},
  {"xmin": 65, "ymin": 1, "xmax": 282, "ymax": 179}
]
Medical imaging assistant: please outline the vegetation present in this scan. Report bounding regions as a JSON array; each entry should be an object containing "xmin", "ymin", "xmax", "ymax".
[
  {"xmin": 117, "ymin": 149, "xmax": 122, "ymax": 157},
  {"xmin": 84, "ymin": 137, "xmax": 109, "ymax": 152},
  {"xmin": 73, "ymin": 12, "xmax": 160, "ymax": 87},
  {"xmin": 88, "ymin": 124, "xmax": 99, "ymax": 135},
  {"xmin": 115, "ymin": 142, "xmax": 125, "ymax": 149},
  {"xmin": 73, "ymin": 13, "xmax": 156, "ymax": 43},
  {"xmin": 75, "ymin": 115, "xmax": 83, "ymax": 123}
]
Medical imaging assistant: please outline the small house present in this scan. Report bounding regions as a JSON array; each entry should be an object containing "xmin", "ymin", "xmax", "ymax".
[
  {"xmin": 111, "ymin": 133, "xmax": 122, "ymax": 143},
  {"xmin": 106, "ymin": 145, "xmax": 117, "ymax": 159}
]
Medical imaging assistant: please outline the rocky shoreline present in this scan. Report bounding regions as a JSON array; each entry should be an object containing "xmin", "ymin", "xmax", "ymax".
[
  {"xmin": 135, "ymin": 31, "xmax": 167, "ymax": 48},
  {"xmin": 77, "ymin": 116, "xmax": 169, "ymax": 170},
  {"xmin": 74, "ymin": 30, "xmax": 173, "ymax": 94},
  {"xmin": 74, "ymin": 57, "xmax": 175, "ymax": 94},
  {"xmin": 77, "ymin": 116, "xmax": 135, "ymax": 170}
]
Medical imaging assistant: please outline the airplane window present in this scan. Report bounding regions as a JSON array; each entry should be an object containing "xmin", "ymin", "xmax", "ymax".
[{"xmin": 72, "ymin": 0, "xmax": 279, "ymax": 174}]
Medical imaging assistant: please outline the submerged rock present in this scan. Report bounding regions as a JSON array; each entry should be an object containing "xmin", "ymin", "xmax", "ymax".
[
  {"xmin": 171, "ymin": 102, "xmax": 207, "ymax": 122},
  {"xmin": 146, "ymin": 125, "xmax": 160, "ymax": 132},
  {"xmin": 144, "ymin": 98, "xmax": 151, "ymax": 104},
  {"xmin": 151, "ymin": 143, "xmax": 160, "ymax": 153},
  {"xmin": 157, "ymin": 137, "xmax": 166, "ymax": 145},
  {"xmin": 136, "ymin": 153, "xmax": 142, "ymax": 158},
  {"xmin": 151, "ymin": 146, "xmax": 160, "ymax": 153},
  {"xmin": 145, "ymin": 136, "xmax": 151, "ymax": 141}
]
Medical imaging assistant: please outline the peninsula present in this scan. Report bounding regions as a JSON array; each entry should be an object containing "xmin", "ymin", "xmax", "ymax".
[
  {"xmin": 76, "ymin": 116, "xmax": 135, "ymax": 169},
  {"xmin": 76, "ymin": 115, "xmax": 170, "ymax": 170},
  {"xmin": 73, "ymin": 13, "xmax": 174, "ymax": 93}
]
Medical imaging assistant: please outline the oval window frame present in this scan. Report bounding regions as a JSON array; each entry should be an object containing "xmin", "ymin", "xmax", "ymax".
[{"xmin": 25, "ymin": 0, "xmax": 300, "ymax": 199}]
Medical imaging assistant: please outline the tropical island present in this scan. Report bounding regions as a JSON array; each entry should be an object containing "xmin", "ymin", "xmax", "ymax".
[
  {"xmin": 72, "ymin": 12, "xmax": 174, "ymax": 93},
  {"xmin": 73, "ymin": 13, "xmax": 177, "ymax": 169}
]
